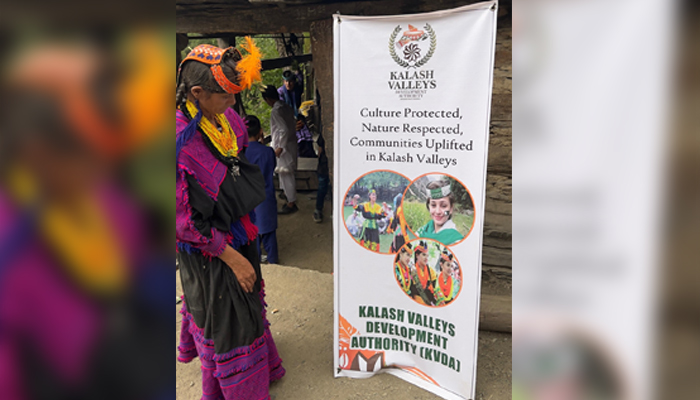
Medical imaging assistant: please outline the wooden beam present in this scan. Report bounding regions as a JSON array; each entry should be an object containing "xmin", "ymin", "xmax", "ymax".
[
  {"xmin": 248, "ymin": 0, "xmax": 325, "ymax": 4},
  {"xmin": 177, "ymin": 0, "xmax": 504, "ymax": 34},
  {"xmin": 261, "ymin": 54, "xmax": 312, "ymax": 71},
  {"xmin": 479, "ymin": 294, "xmax": 512, "ymax": 333}
]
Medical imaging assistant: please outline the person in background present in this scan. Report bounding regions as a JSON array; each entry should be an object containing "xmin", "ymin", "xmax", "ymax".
[
  {"xmin": 295, "ymin": 114, "xmax": 316, "ymax": 158},
  {"xmin": 379, "ymin": 202, "xmax": 392, "ymax": 234},
  {"xmin": 261, "ymin": 84, "xmax": 298, "ymax": 214},
  {"xmin": 245, "ymin": 115, "xmax": 278, "ymax": 264},
  {"xmin": 313, "ymin": 127, "xmax": 329, "ymax": 223},
  {"xmin": 176, "ymin": 43, "xmax": 285, "ymax": 400},
  {"xmin": 277, "ymin": 69, "xmax": 303, "ymax": 117},
  {"xmin": 345, "ymin": 210, "xmax": 363, "ymax": 238}
]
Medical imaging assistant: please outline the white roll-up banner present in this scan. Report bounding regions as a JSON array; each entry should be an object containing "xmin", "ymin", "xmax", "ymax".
[{"xmin": 333, "ymin": 2, "xmax": 498, "ymax": 399}]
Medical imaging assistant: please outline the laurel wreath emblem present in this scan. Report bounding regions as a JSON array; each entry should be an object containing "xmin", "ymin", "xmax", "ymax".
[{"xmin": 389, "ymin": 23, "xmax": 437, "ymax": 69}]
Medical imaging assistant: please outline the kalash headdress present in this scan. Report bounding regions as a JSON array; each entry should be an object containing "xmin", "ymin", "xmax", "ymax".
[
  {"xmin": 440, "ymin": 252, "xmax": 451, "ymax": 263},
  {"xmin": 176, "ymin": 39, "xmax": 262, "ymax": 161},
  {"xmin": 427, "ymin": 183, "xmax": 451, "ymax": 199},
  {"xmin": 177, "ymin": 38, "xmax": 262, "ymax": 95},
  {"xmin": 415, "ymin": 241, "xmax": 428, "ymax": 255},
  {"xmin": 402, "ymin": 242, "xmax": 414, "ymax": 256}
]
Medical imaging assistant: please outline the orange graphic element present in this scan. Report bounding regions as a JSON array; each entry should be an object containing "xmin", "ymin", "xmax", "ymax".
[
  {"xmin": 339, "ymin": 315, "xmax": 359, "ymax": 345},
  {"xmin": 397, "ymin": 24, "xmax": 427, "ymax": 48},
  {"xmin": 338, "ymin": 315, "xmax": 385, "ymax": 372},
  {"xmin": 398, "ymin": 366, "xmax": 439, "ymax": 386}
]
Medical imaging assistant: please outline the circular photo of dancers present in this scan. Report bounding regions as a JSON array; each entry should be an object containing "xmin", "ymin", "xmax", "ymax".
[
  {"xmin": 343, "ymin": 170, "xmax": 410, "ymax": 254},
  {"xmin": 394, "ymin": 239, "xmax": 462, "ymax": 307},
  {"xmin": 403, "ymin": 173, "xmax": 475, "ymax": 246}
]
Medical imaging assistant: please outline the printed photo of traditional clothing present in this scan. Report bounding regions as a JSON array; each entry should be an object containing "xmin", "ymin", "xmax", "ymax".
[
  {"xmin": 394, "ymin": 239, "xmax": 462, "ymax": 307},
  {"xmin": 343, "ymin": 170, "xmax": 410, "ymax": 254}
]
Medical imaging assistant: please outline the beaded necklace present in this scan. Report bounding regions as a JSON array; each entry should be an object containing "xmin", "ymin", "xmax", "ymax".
[
  {"xmin": 185, "ymin": 100, "xmax": 238, "ymax": 158},
  {"xmin": 416, "ymin": 261, "xmax": 433, "ymax": 289},
  {"xmin": 396, "ymin": 261, "xmax": 411, "ymax": 292},
  {"xmin": 438, "ymin": 273, "xmax": 453, "ymax": 300}
]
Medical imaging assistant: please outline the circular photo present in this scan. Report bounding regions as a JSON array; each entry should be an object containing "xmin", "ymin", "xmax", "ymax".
[
  {"xmin": 403, "ymin": 173, "xmax": 475, "ymax": 246},
  {"xmin": 394, "ymin": 239, "xmax": 462, "ymax": 307},
  {"xmin": 343, "ymin": 170, "xmax": 410, "ymax": 254}
]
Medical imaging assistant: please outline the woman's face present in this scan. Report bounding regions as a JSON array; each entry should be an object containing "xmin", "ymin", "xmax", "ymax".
[
  {"xmin": 442, "ymin": 260, "xmax": 453, "ymax": 275},
  {"xmin": 196, "ymin": 89, "xmax": 236, "ymax": 116},
  {"xmin": 399, "ymin": 251, "xmax": 411, "ymax": 265},
  {"xmin": 416, "ymin": 252, "xmax": 428, "ymax": 265},
  {"xmin": 429, "ymin": 197, "xmax": 453, "ymax": 229},
  {"xmin": 369, "ymin": 192, "xmax": 377, "ymax": 203}
]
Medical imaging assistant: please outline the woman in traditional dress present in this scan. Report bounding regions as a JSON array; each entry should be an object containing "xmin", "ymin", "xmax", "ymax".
[
  {"xmin": 355, "ymin": 189, "xmax": 386, "ymax": 252},
  {"xmin": 436, "ymin": 252, "xmax": 459, "ymax": 305},
  {"xmin": 415, "ymin": 179, "xmax": 464, "ymax": 245},
  {"xmin": 394, "ymin": 243, "xmax": 413, "ymax": 295},
  {"xmin": 175, "ymin": 42, "xmax": 284, "ymax": 400},
  {"xmin": 410, "ymin": 241, "xmax": 437, "ymax": 306}
]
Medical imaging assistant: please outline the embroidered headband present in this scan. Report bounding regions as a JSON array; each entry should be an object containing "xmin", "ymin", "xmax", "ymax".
[
  {"xmin": 369, "ymin": 189, "xmax": 377, "ymax": 196},
  {"xmin": 401, "ymin": 245, "xmax": 414, "ymax": 256},
  {"xmin": 179, "ymin": 39, "xmax": 262, "ymax": 95},
  {"xmin": 415, "ymin": 243, "xmax": 427, "ymax": 255},
  {"xmin": 440, "ymin": 253, "xmax": 451, "ymax": 263},
  {"xmin": 427, "ymin": 184, "xmax": 451, "ymax": 199}
]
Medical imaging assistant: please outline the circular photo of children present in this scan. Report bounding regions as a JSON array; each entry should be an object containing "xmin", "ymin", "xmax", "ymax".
[
  {"xmin": 394, "ymin": 239, "xmax": 462, "ymax": 307},
  {"xmin": 343, "ymin": 170, "xmax": 410, "ymax": 254},
  {"xmin": 403, "ymin": 173, "xmax": 475, "ymax": 246}
]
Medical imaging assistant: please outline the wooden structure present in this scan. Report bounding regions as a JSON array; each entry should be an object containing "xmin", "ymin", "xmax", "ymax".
[{"xmin": 177, "ymin": 0, "xmax": 512, "ymax": 283}]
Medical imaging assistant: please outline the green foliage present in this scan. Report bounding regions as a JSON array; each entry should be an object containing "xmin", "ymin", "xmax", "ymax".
[
  {"xmin": 355, "ymin": 171, "xmax": 407, "ymax": 190},
  {"xmin": 447, "ymin": 176, "xmax": 474, "ymax": 213},
  {"xmin": 350, "ymin": 172, "xmax": 409, "ymax": 204},
  {"xmin": 403, "ymin": 201, "xmax": 431, "ymax": 233},
  {"xmin": 452, "ymin": 213, "xmax": 474, "ymax": 236}
]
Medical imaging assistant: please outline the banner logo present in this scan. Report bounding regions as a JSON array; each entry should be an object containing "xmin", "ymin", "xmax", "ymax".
[{"xmin": 389, "ymin": 24, "xmax": 437, "ymax": 69}]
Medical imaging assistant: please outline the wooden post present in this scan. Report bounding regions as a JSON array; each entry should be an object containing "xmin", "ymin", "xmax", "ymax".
[
  {"xmin": 310, "ymin": 19, "xmax": 334, "ymax": 179},
  {"xmin": 479, "ymin": 294, "xmax": 512, "ymax": 333}
]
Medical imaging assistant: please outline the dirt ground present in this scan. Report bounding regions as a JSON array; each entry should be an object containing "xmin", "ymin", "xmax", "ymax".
[{"xmin": 176, "ymin": 190, "xmax": 512, "ymax": 399}]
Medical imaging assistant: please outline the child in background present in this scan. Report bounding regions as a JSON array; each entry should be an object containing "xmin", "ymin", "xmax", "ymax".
[
  {"xmin": 296, "ymin": 115, "xmax": 316, "ymax": 158},
  {"xmin": 245, "ymin": 115, "xmax": 279, "ymax": 263}
]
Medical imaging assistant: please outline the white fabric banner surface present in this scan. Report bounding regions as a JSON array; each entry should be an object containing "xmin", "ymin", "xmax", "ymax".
[{"xmin": 333, "ymin": 2, "xmax": 498, "ymax": 399}]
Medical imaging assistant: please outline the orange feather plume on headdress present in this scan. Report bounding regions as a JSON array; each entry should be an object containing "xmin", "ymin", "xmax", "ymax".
[{"xmin": 235, "ymin": 36, "xmax": 262, "ymax": 90}]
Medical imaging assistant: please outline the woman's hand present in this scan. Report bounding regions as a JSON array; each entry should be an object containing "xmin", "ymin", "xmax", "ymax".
[{"xmin": 219, "ymin": 246, "xmax": 257, "ymax": 293}]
